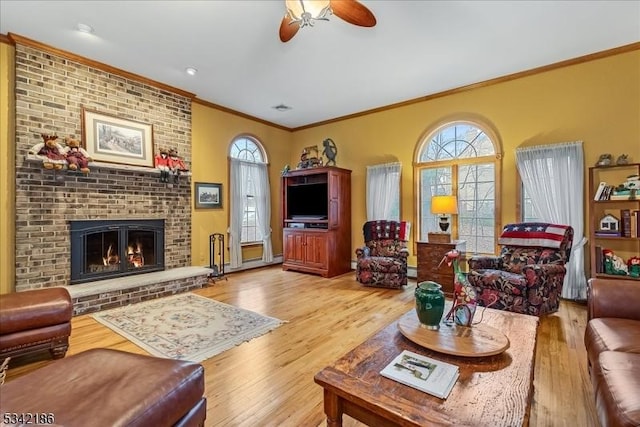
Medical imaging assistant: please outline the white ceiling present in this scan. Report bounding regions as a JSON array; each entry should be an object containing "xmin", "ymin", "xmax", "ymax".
[{"xmin": 1, "ymin": 1, "xmax": 639, "ymax": 129}]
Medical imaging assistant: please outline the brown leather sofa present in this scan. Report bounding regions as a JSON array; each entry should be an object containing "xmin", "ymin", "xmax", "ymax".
[
  {"xmin": 0, "ymin": 348, "xmax": 207, "ymax": 427},
  {"xmin": 584, "ymin": 278, "xmax": 640, "ymax": 427},
  {"xmin": 0, "ymin": 287, "xmax": 73, "ymax": 360}
]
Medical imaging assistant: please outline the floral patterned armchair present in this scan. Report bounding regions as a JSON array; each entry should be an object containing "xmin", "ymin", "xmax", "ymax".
[
  {"xmin": 356, "ymin": 220, "xmax": 411, "ymax": 289},
  {"xmin": 467, "ymin": 222, "xmax": 573, "ymax": 316}
]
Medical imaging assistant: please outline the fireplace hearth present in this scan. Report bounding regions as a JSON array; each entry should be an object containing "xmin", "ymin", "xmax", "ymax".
[{"xmin": 70, "ymin": 219, "xmax": 165, "ymax": 284}]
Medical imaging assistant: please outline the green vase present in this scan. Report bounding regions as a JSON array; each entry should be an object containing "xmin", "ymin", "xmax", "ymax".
[{"xmin": 415, "ymin": 281, "xmax": 445, "ymax": 330}]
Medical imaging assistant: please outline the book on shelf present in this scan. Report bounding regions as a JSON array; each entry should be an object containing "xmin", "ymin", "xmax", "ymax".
[
  {"xmin": 380, "ymin": 350, "xmax": 459, "ymax": 399},
  {"xmin": 621, "ymin": 209, "xmax": 632, "ymax": 237},
  {"xmin": 633, "ymin": 210, "xmax": 640, "ymax": 238},
  {"xmin": 594, "ymin": 182, "xmax": 607, "ymax": 201},
  {"xmin": 595, "ymin": 245, "xmax": 603, "ymax": 273},
  {"xmin": 595, "ymin": 231, "xmax": 622, "ymax": 237},
  {"xmin": 610, "ymin": 194, "xmax": 632, "ymax": 201},
  {"xmin": 598, "ymin": 185, "xmax": 613, "ymax": 200}
]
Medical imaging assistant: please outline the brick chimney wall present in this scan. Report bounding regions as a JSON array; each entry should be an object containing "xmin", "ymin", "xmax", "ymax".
[{"xmin": 14, "ymin": 43, "xmax": 193, "ymax": 292}]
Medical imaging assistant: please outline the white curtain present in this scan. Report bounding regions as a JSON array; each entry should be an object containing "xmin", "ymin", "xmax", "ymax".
[
  {"xmin": 247, "ymin": 161, "xmax": 273, "ymax": 263},
  {"xmin": 366, "ymin": 162, "xmax": 401, "ymax": 221},
  {"xmin": 229, "ymin": 159, "xmax": 273, "ymax": 268},
  {"xmin": 228, "ymin": 159, "xmax": 245, "ymax": 268},
  {"xmin": 515, "ymin": 141, "xmax": 588, "ymax": 300}
]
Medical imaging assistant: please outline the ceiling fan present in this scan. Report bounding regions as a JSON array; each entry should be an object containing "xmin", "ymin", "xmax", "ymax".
[{"xmin": 279, "ymin": 0, "xmax": 377, "ymax": 43}]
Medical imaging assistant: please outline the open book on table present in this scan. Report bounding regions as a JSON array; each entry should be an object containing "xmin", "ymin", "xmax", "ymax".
[{"xmin": 380, "ymin": 350, "xmax": 459, "ymax": 399}]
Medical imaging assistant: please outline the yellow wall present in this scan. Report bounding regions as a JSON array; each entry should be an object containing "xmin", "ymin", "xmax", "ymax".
[
  {"xmin": 0, "ymin": 42, "xmax": 15, "ymax": 294},
  {"xmin": 190, "ymin": 102, "xmax": 292, "ymax": 266},
  {"xmin": 1, "ymin": 39, "xmax": 638, "ymax": 292},
  {"xmin": 288, "ymin": 49, "xmax": 640, "ymax": 266}
]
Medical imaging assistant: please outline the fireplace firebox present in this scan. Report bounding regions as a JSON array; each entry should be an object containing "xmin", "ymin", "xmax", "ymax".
[{"xmin": 70, "ymin": 219, "xmax": 165, "ymax": 284}]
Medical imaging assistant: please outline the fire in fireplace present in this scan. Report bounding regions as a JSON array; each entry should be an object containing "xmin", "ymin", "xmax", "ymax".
[{"xmin": 70, "ymin": 219, "xmax": 165, "ymax": 284}]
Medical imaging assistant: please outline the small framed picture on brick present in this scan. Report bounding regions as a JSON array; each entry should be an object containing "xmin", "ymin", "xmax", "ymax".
[
  {"xmin": 195, "ymin": 182, "xmax": 223, "ymax": 209},
  {"xmin": 82, "ymin": 107, "xmax": 154, "ymax": 167}
]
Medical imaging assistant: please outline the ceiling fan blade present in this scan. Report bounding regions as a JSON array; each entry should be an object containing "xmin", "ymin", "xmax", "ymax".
[
  {"xmin": 331, "ymin": 0, "xmax": 377, "ymax": 27},
  {"xmin": 279, "ymin": 14, "xmax": 300, "ymax": 42}
]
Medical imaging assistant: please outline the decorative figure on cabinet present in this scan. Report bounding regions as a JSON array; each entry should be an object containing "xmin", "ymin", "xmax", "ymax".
[
  {"xmin": 438, "ymin": 250, "xmax": 479, "ymax": 327},
  {"xmin": 168, "ymin": 148, "xmax": 189, "ymax": 183},
  {"xmin": 322, "ymin": 138, "xmax": 337, "ymax": 166},
  {"xmin": 297, "ymin": 145, "xmax": 322, "ymax": 169},
  {"xmin": 154, "ymin": 148, "xmax": 171, "ymax": 183},
  {"xmin": 281, "ymin": 164, "xmax": 290, "ymax": 176},
  {"xmin": 595, "ymin": 154, "xmax": 612, "ymax": 167},
  {"xmin": 297, "ymin": 148, "xmax": 309, "ymax": 169},
  {"xmin": 627, "ymin": 256, "xmax": 640, "ymax": 278},
  {"xmin": 29, "ymin": 133, "xmax": 67, "ymax": 170},
  {"xmin": 616, "ymin": 154, "xmax": 630, "ymax": 165},
  {"xmin": 64, "ymin": 137, "xmax": 91, "ymax": 174},
  {"xmin": 603, "ymin": 249, "xmax": 628, "ymax": 275}
]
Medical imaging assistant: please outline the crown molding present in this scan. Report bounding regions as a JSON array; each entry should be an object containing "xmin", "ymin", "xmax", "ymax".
[
  {"xmin": 291, "ymin": 41, "xmax": 640, "ymax": 131},
  {"xmin": 8, "ymin": 33, "xmax": 196, "ymax": 100},
  {"xmin": 192, "ymin": 98, "xmax": 291, "ymax": 132},
  {"xmin": 3, "ymin": 32, "xmax": 638, "ymax": 133}
]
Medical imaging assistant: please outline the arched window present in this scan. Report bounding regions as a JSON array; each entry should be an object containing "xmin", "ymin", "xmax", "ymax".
[
  {"xmin": 230, "ymin": 137, "xmax": 266, "ymax": 164},
  {"xmin": 415, "ymin": 121, "xmax": 501, "ymax": 255},
  {"xmin": 229, "ymin": 136, "xmax": 268, "ymax": 245}
]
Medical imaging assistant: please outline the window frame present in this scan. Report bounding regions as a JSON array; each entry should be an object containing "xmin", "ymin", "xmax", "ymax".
[{"xmin": 413, "ymin": 119, "xmax": 502, "ymax": 255}]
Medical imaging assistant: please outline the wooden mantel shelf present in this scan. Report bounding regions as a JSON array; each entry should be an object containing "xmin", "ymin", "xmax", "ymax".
[{"xmin": 24, "ymin": 154, "xmax": 191, "ymax": 177}]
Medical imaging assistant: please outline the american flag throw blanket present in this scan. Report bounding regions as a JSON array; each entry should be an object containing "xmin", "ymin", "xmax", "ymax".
[{"xmin": 498, "ymin": 223, "xmax": 571, "ymax": 248}]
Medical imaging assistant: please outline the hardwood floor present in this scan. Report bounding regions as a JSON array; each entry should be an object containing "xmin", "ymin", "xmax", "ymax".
[{"xmin": 5, "ymin": 266, "xmax": 599, "ymax": 427}]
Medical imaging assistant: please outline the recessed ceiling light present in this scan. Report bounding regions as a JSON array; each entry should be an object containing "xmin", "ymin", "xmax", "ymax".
[
  {"xmin": 76, "ymin": 23, "xmax": 94, "ymax": 34},
  {"xmin": 185, "ymin": 67, "xmax": 198, "ymax": 76},
  {"xmin": 272, "ymin": 104, "xmax": 292, "ymax": 112}
]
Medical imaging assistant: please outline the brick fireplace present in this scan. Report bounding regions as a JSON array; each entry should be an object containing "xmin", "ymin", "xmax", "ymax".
[{"xmin": 13, "ymin": 40, "xmax": 196, "ymax": 300}]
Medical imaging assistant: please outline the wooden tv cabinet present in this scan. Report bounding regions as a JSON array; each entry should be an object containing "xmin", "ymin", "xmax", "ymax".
[{"xmin": 281, "ymin": 166, "xmax": 351, "ymax": 277}]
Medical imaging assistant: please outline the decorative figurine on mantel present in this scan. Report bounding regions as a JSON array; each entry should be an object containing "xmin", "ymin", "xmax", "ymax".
[
  {"xmin": 322, "ymin": 138, "xmax": 337, "ymax": 166},
  {"xmin": 64, "ymin": 137, "xmax": 91, "ymax": 174},
  {"xmin": 168, "ymin": 148, "xmax": 189, "ymax": 183},
  {"xmin": 29, "ymin": 133, "xmax": 67, "ymax": 170},
  {"xmin": 154, "ymin": 148, "xmax": 171, "ymax": 183}
]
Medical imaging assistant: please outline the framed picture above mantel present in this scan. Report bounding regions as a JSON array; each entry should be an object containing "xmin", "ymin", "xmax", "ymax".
[{"xmin": 82, "ymin": 108, "xmax": 154, "ymax": 168}]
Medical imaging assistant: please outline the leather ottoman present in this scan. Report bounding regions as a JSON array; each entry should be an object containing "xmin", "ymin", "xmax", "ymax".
[
  {"xmin": 0, "ymin": 348, "xmax": 207, "ymax": 427},
  {"xmin": 0, "ymin": 287, "xmax": 72, "ymax": 360}
]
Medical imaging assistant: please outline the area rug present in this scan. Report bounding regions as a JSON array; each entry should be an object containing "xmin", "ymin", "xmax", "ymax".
[{"xmin": 91, "ymin": 293, "xmax": 285, "ymax": 362}]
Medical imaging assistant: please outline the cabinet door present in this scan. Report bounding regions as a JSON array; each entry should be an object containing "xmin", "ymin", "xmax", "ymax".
[
  {"xmin": 284, "ymin": 231, "xmax": 305, "ymax": 264},
  {"xmin": 304, "ymin": 234, "xmax": 328, "ymax": 269},
  {"xmin": 328, "ymin": 171, "xmax": 340, "ymax": 229}
]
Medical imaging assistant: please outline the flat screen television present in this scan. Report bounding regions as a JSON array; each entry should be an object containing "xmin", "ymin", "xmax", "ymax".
[{"xmin": 287, "ymin": 183, "xmax": 328, "ymax": 219}]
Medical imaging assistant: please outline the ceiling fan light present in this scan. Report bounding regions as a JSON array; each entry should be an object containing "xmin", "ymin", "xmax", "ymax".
[
  {"xmin": 76, "ymin": 23, "xmax": 94, "ymax": 34},
  {"xmin": 285, "ymin": 0, "xmax": 331, "ymax": 26}
]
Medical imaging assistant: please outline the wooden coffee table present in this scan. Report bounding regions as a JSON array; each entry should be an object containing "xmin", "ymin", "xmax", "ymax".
[{"xmin": 314, "ymin": 307, "xmax": 539, "ymax": 426}]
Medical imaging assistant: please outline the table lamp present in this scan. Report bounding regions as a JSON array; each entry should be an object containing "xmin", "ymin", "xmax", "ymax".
[{"xmin": 430, "ymin": 195, "xmax": 458, "ymax": 243}]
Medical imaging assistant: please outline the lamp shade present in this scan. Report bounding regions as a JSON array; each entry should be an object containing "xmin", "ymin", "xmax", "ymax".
[{"xmin": 431, "ymin": 195, "xmax": 458, "ymax": 215}]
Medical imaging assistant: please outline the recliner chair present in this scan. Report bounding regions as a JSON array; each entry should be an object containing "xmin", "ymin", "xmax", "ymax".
[
  {"xmin": 355, "ymin": 220, "xmax": 410, "ymax": 289},
  {"xmin": 467, "ymin": 222, "xmax": 573, "ymax": 316}
]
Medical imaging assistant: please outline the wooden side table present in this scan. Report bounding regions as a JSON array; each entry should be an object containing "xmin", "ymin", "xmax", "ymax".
[{"xmin": 416, "ymin": 240, "xmax": 466, "ymax": 296}]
